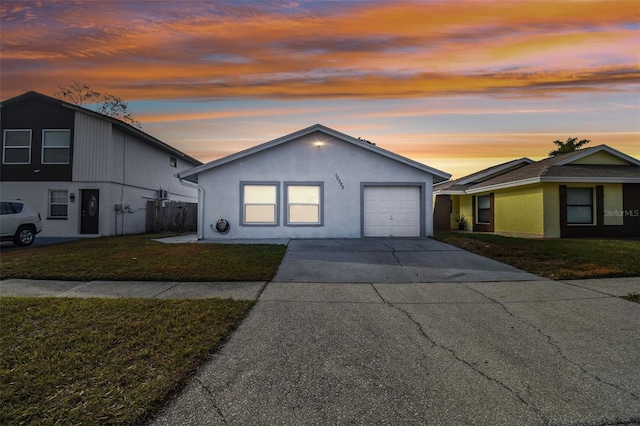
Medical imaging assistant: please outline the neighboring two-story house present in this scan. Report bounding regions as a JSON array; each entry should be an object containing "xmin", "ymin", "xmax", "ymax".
[{"xmin": 1, "ymin": 91, "xmax": 201, "ymax": 237}]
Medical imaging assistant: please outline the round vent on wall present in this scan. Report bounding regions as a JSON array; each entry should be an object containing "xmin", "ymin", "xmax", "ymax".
[{"xmin": 215, "ymin": 219, "xmax": 230, "ymax": 234}]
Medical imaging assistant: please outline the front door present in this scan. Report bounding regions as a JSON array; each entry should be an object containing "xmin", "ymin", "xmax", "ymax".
[{"xmin": 80, "ymin": 189, "xmax": 100, "ymax": 234}]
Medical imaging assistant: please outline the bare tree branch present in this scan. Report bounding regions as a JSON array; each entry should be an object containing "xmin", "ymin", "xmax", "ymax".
[{"xmin": 53, "ymin": 81, "xmax": 141, "ymax": 128}]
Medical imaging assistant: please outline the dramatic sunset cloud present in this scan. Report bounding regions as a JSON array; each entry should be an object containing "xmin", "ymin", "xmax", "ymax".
[{"xmin": 1, "ymin": 0, "xmax": 638, "ymax": 178}]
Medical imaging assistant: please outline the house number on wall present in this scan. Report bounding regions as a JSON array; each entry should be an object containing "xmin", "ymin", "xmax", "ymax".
[{"xmin": 335, "ymin": 174, "xmax": 344, "ymax": 190}]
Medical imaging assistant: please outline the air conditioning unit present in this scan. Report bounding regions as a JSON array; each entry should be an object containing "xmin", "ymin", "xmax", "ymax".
[{"xmin": 158, "ymin": 189, "xmax": 168, "ymax": 200}]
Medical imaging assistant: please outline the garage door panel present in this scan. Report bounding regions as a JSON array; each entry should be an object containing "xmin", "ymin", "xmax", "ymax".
[{"xmin": 364, "ymin": 187, "xmax": 421, "ymax": 237}]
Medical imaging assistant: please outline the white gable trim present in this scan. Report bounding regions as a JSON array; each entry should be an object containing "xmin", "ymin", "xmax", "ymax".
[
  {"xmin": 433, "ymin": 189, "xmax": 467, "ymax": 195},
  {"xmin": 465, "ymin": 176, "xmax": 640, "ymax": 194},
  {"xmin": 555, "ymin": 145, "xmax": 640, "ymax": 167},
  {"xmin": 178, "ymin": 124, "xmax": 451, "ymax": 182}
]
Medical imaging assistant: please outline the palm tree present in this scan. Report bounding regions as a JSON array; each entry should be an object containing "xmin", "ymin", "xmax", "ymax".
[{"xmin": 548, "ymin": 137, "xmax": 591, "ymax": 157}]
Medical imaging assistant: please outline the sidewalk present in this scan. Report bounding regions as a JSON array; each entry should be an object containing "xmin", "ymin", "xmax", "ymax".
[
  {"xmin": 0, "ymin": 279, "xmax": 267, "ymax": 300},
  {"xmin": 1, "ymin": 277, "xmax": 638, "ymax": 300}
]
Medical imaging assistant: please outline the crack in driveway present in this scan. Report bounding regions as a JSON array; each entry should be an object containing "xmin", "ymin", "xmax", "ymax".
[
  {"xmin": 377, "ymin": 241, "xmax": 424, "ymax": 282},
  {"xmin": 370, "ymin": 283, "xmax": 549, "ymax": 424}
]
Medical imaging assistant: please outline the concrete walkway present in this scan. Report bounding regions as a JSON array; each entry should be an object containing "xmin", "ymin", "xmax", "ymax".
[{"xmin": 0, "ymin": 279, "xmax": 267, "ymax": 300}]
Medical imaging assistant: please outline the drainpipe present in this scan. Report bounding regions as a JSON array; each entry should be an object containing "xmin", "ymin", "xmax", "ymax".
[{"xmin": 178, "ymin": 176, "xmax": 205, "ymax": 240}]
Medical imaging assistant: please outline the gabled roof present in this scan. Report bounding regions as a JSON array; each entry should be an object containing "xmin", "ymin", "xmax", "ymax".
[
  {"xmin": 434, "ymin": 157, "xmax": 534, "ymax": 194},
  {"xmin": 1, "ymin": 91, "xmax": 202, "ymax": 166},
  {"xmin": 178, "ymin": 124, "xmax": 452, "ymax": 183},
  {"xmin": 458, "ymin": 145, "xmax": 640, "ymax": 194}
]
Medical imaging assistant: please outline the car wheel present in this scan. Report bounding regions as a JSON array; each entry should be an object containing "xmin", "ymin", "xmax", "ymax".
[{"xmin": 14, "ymin": 225, "xmax": 35, "ymax": 247}]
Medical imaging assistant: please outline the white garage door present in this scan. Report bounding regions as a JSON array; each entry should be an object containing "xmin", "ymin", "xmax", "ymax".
[{"xmin": 364, "ymin": 187, "xmax": 421, "ymax": 237}]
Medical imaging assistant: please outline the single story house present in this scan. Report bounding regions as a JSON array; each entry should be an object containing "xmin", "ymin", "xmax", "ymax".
[
  {"xmin": 433, "ymin": 145, "xmax": 640, "ymax": 238},
  {"xmin": 178, "ymin": 124, "xmax": 451, "ymax": 240},
  {"xmin": 1, "ymin": 91, "xmax": 201, "ymax": 237}
]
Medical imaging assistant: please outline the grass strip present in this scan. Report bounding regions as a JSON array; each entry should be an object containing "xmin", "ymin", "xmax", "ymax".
[
  {"xmin": 0, "ymin": 233, "xmax": 286, "ymax": 281},
  {"xmin": 434, "ymin": 232, "xmax": 640, "ymax": 280},
  {"xmin": 0, "ymin": 297, "xmax": 254, "ymax": 425}
]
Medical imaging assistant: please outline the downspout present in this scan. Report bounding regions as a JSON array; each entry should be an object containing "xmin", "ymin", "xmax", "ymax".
[{"xmin": 178, "ymin": 176, "xmax": 205, "ymax": 240}]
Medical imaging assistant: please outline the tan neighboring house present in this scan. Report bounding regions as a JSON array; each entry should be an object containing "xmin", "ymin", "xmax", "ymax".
[{"xmin": 433, "ymin": 145, "xmax": 640, "ymax": 238}]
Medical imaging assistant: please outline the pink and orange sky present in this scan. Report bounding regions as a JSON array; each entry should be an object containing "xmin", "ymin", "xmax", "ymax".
[{"xmin": 1, "ymin": 0, "xmax": 638, "ymax": 178}]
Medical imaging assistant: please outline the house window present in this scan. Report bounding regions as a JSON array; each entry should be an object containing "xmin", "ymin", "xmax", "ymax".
[
  {"xmin": 49, "ymin": 190, "xmax": 69, "ymax": 218},
  {"xmin": 566, "ymin": 187, "xmax": 593, "ymax": 224},
  {"xmin": 285, "ymin": 183, "xmax": 323, "ymax": 226},
  {"xmin": 3, "ymin": 129, "xmax": 31, "ymax": 164},
  {"xmin": 170, "ymin": 156, "xmax": 177, "ymax": 167},
  {"xmin": 42, "ymin": 130, "xmax": 71, "ymax": 164},
  {"xmin": 477, "ymin": 195, "xmax": 491, "ymax": 224},
  {"xmin": 241, "ymin": 183, "xmax": 279, "ymax": 225}
]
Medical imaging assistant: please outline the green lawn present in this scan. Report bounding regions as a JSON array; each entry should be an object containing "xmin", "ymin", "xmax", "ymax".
[
  {"xmin": 434, "ymin": 232, "xmax": 640, "ymax": 280},
  {"xmin": 0, "ymin": 233, "xmax": 286, "ymax": 281},
  {"xmin": 0, "ymin": 297, "xmax": 254, "ymax": 425}
]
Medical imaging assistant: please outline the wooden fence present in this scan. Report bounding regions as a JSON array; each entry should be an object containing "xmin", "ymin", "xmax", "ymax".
[{"xmin": 146, "ymin": 200, "xmax": 197, "ymax": 233}]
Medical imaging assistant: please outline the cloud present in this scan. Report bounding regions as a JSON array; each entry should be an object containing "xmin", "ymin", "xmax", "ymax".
[{"xmin": 1, "ymin": 0, "xmax": 638, "ymax": 102}]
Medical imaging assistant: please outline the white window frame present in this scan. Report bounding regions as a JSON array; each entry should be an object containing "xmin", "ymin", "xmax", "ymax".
[
  {"xmin": 566, "ymin": 187, "xmax": 594, "ymax": 225},
  {"xmin": 240, "ymin": 182, "xmax": 280, "ymax": 226},
  {"xmin": 284, "ymin": 182, "xmax": 323, "ymax": 226},
  {"xmin": 49, "ymin": 189, "xmax": 69, "ymax": 219},
  {"xmin": 42, "ymin": 129, "xmax": 71, "ymax": 164},
  {"xmin": 3, "ymin": 129, "xmax": 32, "ymax": 164}
]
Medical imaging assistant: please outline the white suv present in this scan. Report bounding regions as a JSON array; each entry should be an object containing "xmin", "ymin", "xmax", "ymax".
[{"xmin": 0, "ymin": 199, "xmax": 43, "ymax": 246}]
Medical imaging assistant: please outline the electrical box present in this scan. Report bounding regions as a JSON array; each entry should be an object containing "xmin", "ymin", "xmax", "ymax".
[{"xmin": 158, "ymin": 189, "xmax": 168, "ymax": 200}]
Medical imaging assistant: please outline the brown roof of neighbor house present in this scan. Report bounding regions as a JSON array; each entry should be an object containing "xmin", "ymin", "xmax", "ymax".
[
  {"xmin": 435, "ymin": 144, "xmax": 640, "ymax": 195},
  {"xmin": 434, "ymin": 157, "xmax": 534, "ymax": 192},
  {"xmin": 468, "ymin": 145, "xmax": 640, "ymax": 192}
]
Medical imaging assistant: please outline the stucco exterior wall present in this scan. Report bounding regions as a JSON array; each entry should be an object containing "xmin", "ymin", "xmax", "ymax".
[
  {"xmin": 0, "ymin": 181, "xmax": 182, "ymax": 237},
  {"xmin": 493, "ymin": 185, "xmax": 544, "ymax": 238},
  {"xmin": 456, "ymin": 195, "xmax": 473, "ymax": 231},
  {"xmin": 197, "ymin": 132, "xmax": 436, "ymax": 239},
  {"xmin": 570, "ymin": 151, "xmax": 630, "ymax": 165}
]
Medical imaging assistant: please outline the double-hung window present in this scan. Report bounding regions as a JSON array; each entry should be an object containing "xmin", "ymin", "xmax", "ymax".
[
  {"xmin": 477, "ymin": 195, "xmax": 491, "ymax": 224},
  {"xmin": 3, "ymin": 129, "xmax": 31, "ymax": 164},
  {"xmin": 285, "ymin": 183, "xmax": 323, "ymax": 226},
  {"xmin": 241, "ymin": 182, "xmax": 279, "ymax": 226},
  {"xmin": 566, "ymin": 187, "xmax": 593, "ymax": 224},
  {"xmin": 49, "ymin": 190, "xmax": 69, "ymax": 218},
  {"xmin": 42, "ymin": 130, "xmax": 71, "ymax": 164}
]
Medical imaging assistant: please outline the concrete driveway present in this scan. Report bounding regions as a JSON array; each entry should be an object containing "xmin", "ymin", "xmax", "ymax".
[
  {"xmin": 152, "ymin": 239, "xmax": 640, "ymax": 425},
  {"xmin": 273, "ymin": 238, "xmax": 542, "ymax": 282}
]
